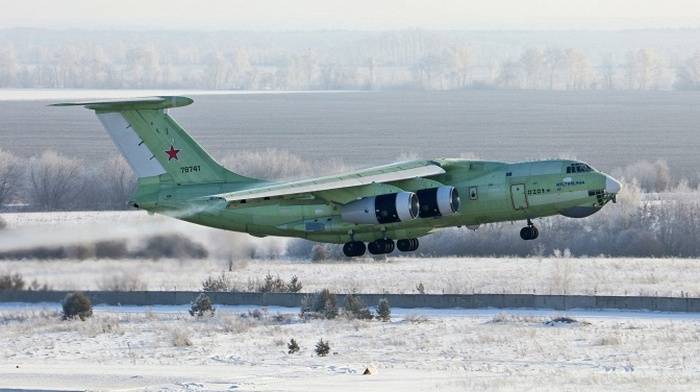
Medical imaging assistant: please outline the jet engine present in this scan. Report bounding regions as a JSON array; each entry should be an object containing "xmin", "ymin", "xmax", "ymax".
[
  {"xmin": 340, "ymin": 192, "xmax": 419, "ymax": 224},
  {"xmin": 416, "ymin": 186, "xmax": 460, "ymax": 218}
]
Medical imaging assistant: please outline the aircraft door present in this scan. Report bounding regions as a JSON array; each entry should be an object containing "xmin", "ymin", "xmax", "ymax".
[{"xmin": 510, "ymin": 184, "xmax": 528, "ymax": 210}]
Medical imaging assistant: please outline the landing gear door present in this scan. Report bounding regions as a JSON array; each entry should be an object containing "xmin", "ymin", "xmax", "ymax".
[{"xmin": 510, "ymin": 184, "xmax": 528, "ymax": 210}]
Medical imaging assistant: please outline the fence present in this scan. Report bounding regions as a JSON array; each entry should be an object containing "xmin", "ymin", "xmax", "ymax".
[{"xmin": 1, "ymin": 290, "xmax": 699, "ymax": 312}]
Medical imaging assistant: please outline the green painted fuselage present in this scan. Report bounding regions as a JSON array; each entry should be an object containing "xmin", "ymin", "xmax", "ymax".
[{"xmin": 136, "ymin": 158, "xmax": 612, "ymax": 244}]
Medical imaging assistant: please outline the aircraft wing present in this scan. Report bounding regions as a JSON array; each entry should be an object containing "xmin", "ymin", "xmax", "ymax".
[{"xmin": 206, "ymin": 160, "xmax": 445, "ymax": 205}]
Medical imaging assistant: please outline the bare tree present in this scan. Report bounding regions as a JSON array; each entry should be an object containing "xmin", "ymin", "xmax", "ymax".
[
  {"xmin": 28, "ymin": 151, "xmax": 84, "ymax": 210},
  {"xmin": 544, "ymin": 48, "xmax": 566, "ymax": 89},
  {"xmin": 520, "ymin": 48, "xmax": 546, "ymax": 89},
  {"xmin": 675, "ymin": 50, "xmax": 700, "ymax": 90},
  {"xmin": 0, "ymin": 45, "xmax": 18, "ymax": 87},
  {"xmin": 625, "ymin": 48, "xmax": 664, "ymax": 90},
  {"xmin": 0, "ymin": 149, "xmax": 22, "ymax": 208},
  {"xmin": 600, "ymin": 53, "xmax": 616, "ymax": 90},
  {"xmin": 563, "ymin": 49, "xmax": 593, "ymax": 90}
]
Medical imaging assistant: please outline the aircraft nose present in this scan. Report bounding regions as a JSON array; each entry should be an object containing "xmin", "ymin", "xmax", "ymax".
[{"xmin": 605, "ymin": 174, "xmax": 622, "ymax": 194}]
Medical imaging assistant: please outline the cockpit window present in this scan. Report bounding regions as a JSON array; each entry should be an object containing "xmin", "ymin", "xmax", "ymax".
[{"xmin": 566, "ymin": 163, "xmax": 593, "ymax": 174}]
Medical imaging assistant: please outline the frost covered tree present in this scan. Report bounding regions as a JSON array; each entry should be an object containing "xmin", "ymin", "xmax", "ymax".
[
  {"xmin": 28, "ymin": 151, "xmax": 83, "ymax": 210},
  {"xmin": 376, "ymin": 298, "xmax": 391, "ymax": 322},
  {"xmin": 625, "ymin": 49, "xmax": 664, "ymax": 90},
  {"xmin": 675, "ymin": 51, "xmax": 700, "ymax": 90},
  {"xmin": 0, "ymin": 149, "xmax": 22, "ymax": 208}
]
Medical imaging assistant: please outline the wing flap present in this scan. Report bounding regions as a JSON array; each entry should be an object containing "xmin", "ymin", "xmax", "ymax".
[{"xmin": 209, "ymin": 161, "xmax": 445, "ymax": 204}]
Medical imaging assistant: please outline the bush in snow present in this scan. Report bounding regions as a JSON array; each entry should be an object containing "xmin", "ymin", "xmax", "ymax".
[
  {"xmin": 343, "ymin": 293, "xmax": 373, "ymax": 320},
  {"xmin": 301, "ymin": 289, "xmax": 338, "ymax": 319},
  {"xmin": 133, "ymin": 234, "xmax": 208, "ymax": 260},
  {"xmin": 259, "ymin": 272, "xmax": 287, "ymax": 293},
  {"xmin": 0, "ymin": 273, "xmax": 25, "ymax": 290},
  {"xmin": 189, "ymin": 293, "xmax": 215, "ymax": 317},
  {"xmin": 376, "ymin": 298, "xmax": 391, "ymax": 322},
  {"xmin": 287, "ymin": 275, "xmax": 303, "ymax": 292},
  {"xmin": 315, "ymin": 339, "xmax": 330, "ymax": 357},
  {"xmin": 287, "ymin": 338, "xmax": 300, "ymax": 354},
  {"xmin": 416, "ymin": 282, "xmax": 425, "ymax": 294},
  {"xmin": 202, "ymin": 273, "xmax": 233, "ymax": 292},
  {"xmin": 62, "ymin": 292, "xmax": 93, "ymax": 321},
  {"xmin": 310, "ymin": 244, "xmax": 330, "ymax": 261}
]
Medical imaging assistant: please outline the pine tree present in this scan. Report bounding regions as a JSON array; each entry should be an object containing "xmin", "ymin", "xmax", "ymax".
[
  {"xmin": 344, "ymin": 293, "xmax": 373, "ymax": 320},
  {"xmin": 315, "ymin": 339, "xmax": 330, "ymax": 356},
  {"xmin": 287, "ymin": 338, "xmax": 300, "ymax": 354},
  {"xmin": 376, "ymin": 298, "xmax": 391, "ymax": 322}
]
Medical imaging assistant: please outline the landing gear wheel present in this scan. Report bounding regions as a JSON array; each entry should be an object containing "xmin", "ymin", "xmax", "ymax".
[
  {"xmin": 368, "ymin": 239, "xmax": 395, "ymax": 255},
  {"xmin": 342, "ymin": 241, "xmax": 366, "ymax": 257},
  {"xmin": 397, "ymin": 238, "xmax": 420, "ymax": 252},
  {"xmin": 519, "ymin": 220, "xmax": 539, "ymax": 241}
]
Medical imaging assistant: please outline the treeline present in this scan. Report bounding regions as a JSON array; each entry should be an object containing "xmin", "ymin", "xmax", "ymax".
[
  {"xmin": 0, "ymin": 149, "xmax": 135, "ymax": 211},
  {"xmin": 3, "ymin": 148, "xmax": 700, "ymax": 259},
  {"xmin": 1, "ymin": 29, "xmax": 700, "ymax": 90}
]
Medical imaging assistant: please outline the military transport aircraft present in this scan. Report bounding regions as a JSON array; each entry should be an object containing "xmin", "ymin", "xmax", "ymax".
[{"xmin": 54, "ymin": 96, "xmax": 621, "ymax": 257}]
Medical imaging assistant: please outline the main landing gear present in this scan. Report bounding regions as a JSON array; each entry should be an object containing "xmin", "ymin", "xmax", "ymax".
[
  {"xmin": 342, "ymin": 241, "xmax": 366, "ymax": 257},
  {"xmin": 342, "ymin": 238, "xmax": 420, "ymax": 257},
  {"xmin": 368, "ymin": 239, "xmax": 395, "ymax": 255},
  {"xmin": 520, "ymin": 219, "xmax": 539, "ymax": 241}
]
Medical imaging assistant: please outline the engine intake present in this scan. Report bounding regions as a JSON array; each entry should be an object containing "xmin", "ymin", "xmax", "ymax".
[
  {"xmin": 340, "ymin": 192, "xmax": 419, "ymax": 224},
  {"xmin": 416, "ymin": 186, "xmax": 460, "ymax": 218}
]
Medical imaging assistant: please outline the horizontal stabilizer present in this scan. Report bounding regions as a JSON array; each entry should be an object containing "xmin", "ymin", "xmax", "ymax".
[{"xmin": 51, "ymin": 96, "xmax": 193, "ymax": 111}]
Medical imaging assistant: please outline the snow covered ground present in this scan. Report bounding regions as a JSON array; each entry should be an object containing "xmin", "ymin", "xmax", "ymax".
[
  {"xmin": 1, "ymin": 303, "xmax": 700, "ymax": 391},
  {"xmin": 3, "ymin": 256, "xmax": 700, "ymax": 297}
]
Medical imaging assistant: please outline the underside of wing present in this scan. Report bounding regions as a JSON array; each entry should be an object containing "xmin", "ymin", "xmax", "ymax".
[{"xmin": 206, "ymin": 160, "xmax": 446, "ymax": 205}]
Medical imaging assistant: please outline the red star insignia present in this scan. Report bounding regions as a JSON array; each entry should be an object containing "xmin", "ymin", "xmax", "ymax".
[{"xmin": 165, "ymin": 145, "xmax": 180, "ymax": 160}]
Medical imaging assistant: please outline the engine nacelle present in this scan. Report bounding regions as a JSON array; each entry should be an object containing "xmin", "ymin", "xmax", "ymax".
[
  {"xmin": 340, "ymin": 192, "xmax": 419, "ymax": 224},
  {"xmin": 416, "ymin": 186, "xmax": 460, "ymax": 218}
]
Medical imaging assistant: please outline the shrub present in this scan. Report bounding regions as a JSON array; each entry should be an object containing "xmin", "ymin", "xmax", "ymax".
[
  {"xmin": 0, "ymin": 273, "xmax": 25, "ymax": 290},
  {"xmin": 94, "ymin": 240, "xmax": 129, "ymax": 259},
  {"xmin": 376, "ymin": 298, "xmax": 391, "ymax": 322},
  {"xmin": 310, "ymin": 244, "xmax": 329, "ymax": 261},
  {"xmin": 97, "ymin": 273, "xmax": 147, "ymax": 291},
  {"xmin": 189, "ymin": 293, "xmax": 215, "ymax": 317},
  {"xmin": 171, "ymin": 328, "xmax": 193, "ymax": 347},
  {"xmin": 343, "ymin": 293, "xmax": 373, "ymax": 320},
  {"xmin": 259, "ymin": 272, "xmax": 287, "ymax": 293},
  {"xmin": 287, "ymin": 338, "xmax": 300, "ymax": 354},
  {"xmin": 133, "ymin": 234, "xmax": 208, "ymax": 260},
  {"xmin": 287, "ymin": 275, "xmax": 303, "ymax": 293},
  {"xmin": 301, "ymin": 289, "xmax": 338, "ymax": 319},
  {"xmin": 315, "ymin": 338, "xmax": 330, "ymax": 356},
  {"xmin": 416, "ymin": 282, "xmax": 425, "ymax": 294},
  {"xmin": 202, "ymin": 273, "xmax": 232, "ymax": 292},
  {"xmin": 62, "ymin": 292, "xmax": 93, "ymax": 321}
]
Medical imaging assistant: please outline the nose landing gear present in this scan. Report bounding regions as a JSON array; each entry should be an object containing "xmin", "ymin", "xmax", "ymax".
[{"xmin": 520, "ymin": 219, "xmax": 539, "ymax": 240}]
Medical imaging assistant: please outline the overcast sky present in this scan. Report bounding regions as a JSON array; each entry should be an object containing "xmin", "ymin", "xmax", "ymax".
[{"xmin": 1, "ymin": 0, "xmax": 699, "ymax": 31}]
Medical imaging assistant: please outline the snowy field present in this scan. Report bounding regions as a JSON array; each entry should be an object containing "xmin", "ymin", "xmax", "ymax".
[
  {"xmin": 1, "ymin": 304, "xmax": 700, "ymax": 391},
  {"xmin": 2, "ymin": 211, "xmax": 700, "ymax": 296},
  {"xmin": 5, "ymin": 256, "xmax": 700, "ymax": 297}
]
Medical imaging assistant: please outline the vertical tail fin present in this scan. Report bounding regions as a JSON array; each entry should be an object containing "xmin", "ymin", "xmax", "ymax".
[{"xmin": 53, "ymin": 96, "xmax": 260, "ymax": 186}]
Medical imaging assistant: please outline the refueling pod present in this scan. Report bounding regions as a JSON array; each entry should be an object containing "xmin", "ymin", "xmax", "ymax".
[
  {"xmin": 340, "ymin": 192, "xmax": 419, "ymax": 224},
  {"xmin": 416, "ymin": 186, "xmax": 460, "ymax": 218}
]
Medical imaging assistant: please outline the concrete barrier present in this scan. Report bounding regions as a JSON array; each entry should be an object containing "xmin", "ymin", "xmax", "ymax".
[{"xmin": 1, "ymin": 290, "xmax": 699, "ymax": 313}]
